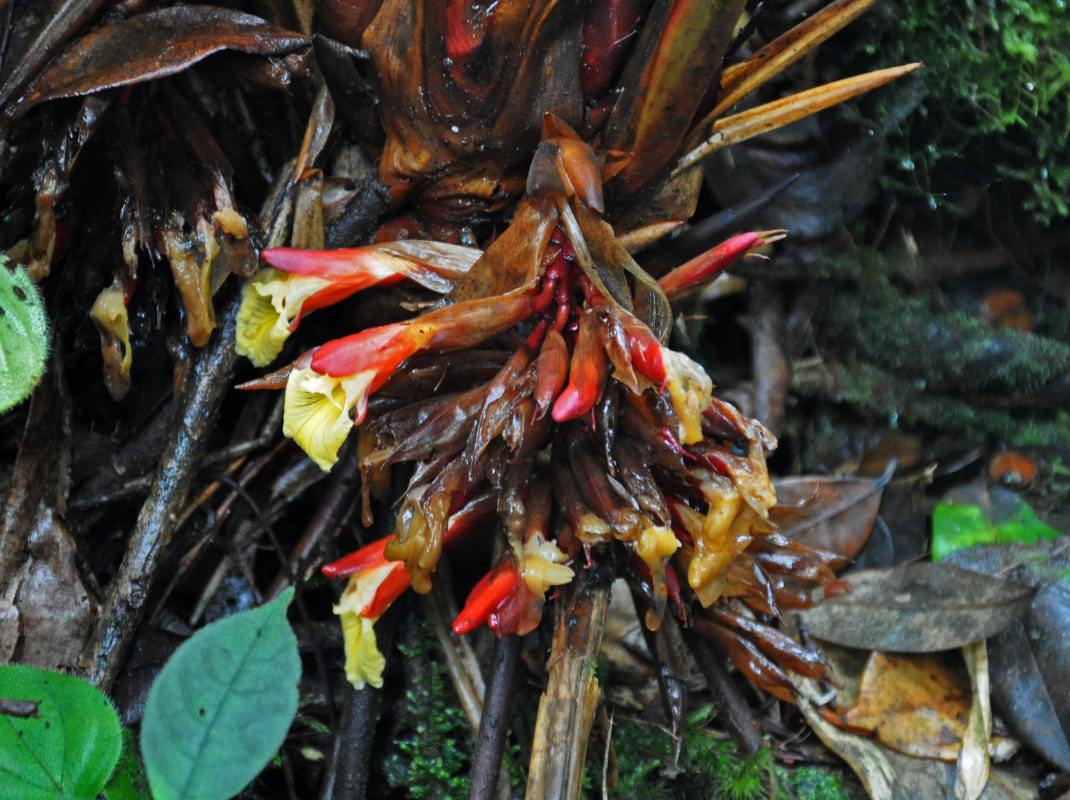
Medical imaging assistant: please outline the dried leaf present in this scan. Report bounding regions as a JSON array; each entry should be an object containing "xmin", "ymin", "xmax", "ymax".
[
  {"xmin": 601, "ymin": 0, "xmax": 747, "ymax": 197},
  {"xmin": 700, "ymin": 0, "xmax": 881, "ymax": 126},
  {"xmin": 21, "ymin": 6, "xmax": 309, "ymax": 111},
  {"xmin": 800, "ymin": 563, "xmax": 1033, "ymax": 652},
  {"xmin": 833, "ymin": 651, "xmax": 971, "ymax": 761},
  {"xmin": 11, "ymin": 507, "xmax": 96, "ymax": 670},
  {"xmin": 674, "ymin": 63, "xmax": 923, "ymax": 175},
  {"xmin": 774, "ymin": 465, "xmax": 891, "ymax": 559},
  {"xmin": 956, "ymin": 641, "xmax": 992, "ymax": 800}
]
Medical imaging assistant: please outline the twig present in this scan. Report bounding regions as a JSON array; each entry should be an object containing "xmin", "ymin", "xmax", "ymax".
[
  {"xmin": 267, "ymin": 440, "xmax": 362, "ymax": 600},
  {"xmin": 684, "ymin": 627, "xmax": 764, "ymax": 755},
  {"xmin": 317, "ymin": 606, "xmax": 399, "ymax": 800},
  {"xmin": 78, "ymin": 289, "xmax": 241, "ymax": 690},
  {"xmin": 526, "ymin": 565, "xmax": 613, "ymax": 800},
  {"xmin": 750, "ymin": 279, "xmax": 789, "ymax": 435},
  {"xmin": 467, "ymin": 634, "xmax": 521, "ymax": 800}
]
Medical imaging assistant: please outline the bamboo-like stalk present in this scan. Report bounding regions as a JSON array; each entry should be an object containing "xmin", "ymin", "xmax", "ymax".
[{"xmin": 525, "ymin": 566, "xmax": 612, "ymax": 800}]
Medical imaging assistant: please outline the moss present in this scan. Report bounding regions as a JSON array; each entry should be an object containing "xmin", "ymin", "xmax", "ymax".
[
  {"xmin": 793, "ymin": 358, "xmax": 1070, "ymax": 448},
  {"xmin": 597, "ymin": 707, "xmax": 858, "ymax": 800},
  {"xmin": 847, "ymin": 0, "xmax": 1070, "ymax": 224},
  {"xmin": 822, "ymin": 291, "xmax": 1070, "ymax": 395},
  {"xmin": 383, "ymin": 616, "xmax": 473, "ymax": 800}
]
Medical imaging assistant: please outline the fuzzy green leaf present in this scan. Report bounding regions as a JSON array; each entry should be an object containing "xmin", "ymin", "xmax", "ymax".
[
  {"xmin": 140, "ymin": 588, "xmax": 300, "ymax": 800},
  {"xmin": 0, "ymin": 664, "xmax": 122, "ymax": 800},
  {"xmin": 0, "ymin": 256, "xmax": 50, "ymax": 413}
]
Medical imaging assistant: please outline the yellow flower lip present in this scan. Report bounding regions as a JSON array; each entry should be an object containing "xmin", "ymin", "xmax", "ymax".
[
  {"xmin": 236, "ymin": 268, "xmax": 331, "ymax": 367},
  {"xmin": 662, "ymin": 349, "xmax": 713, "ymax": 445}
]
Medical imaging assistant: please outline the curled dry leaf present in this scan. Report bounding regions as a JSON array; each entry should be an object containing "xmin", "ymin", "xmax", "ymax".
[
  {"xmin": 20, "ymin": 6, "xmax": 309, "ymax": 112},
  {"xmin": 799, "ymin": 562, "xmax": 1034, "ymax": 652},
  {"xmin": 773, "ymin": 462, "xmax": 893, "ymax": 559}
]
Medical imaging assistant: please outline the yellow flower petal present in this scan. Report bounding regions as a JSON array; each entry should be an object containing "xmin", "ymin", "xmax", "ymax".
[
  {"xmin": 336, "ymin": 609, "xmax": 386, "ymax": 690},
  {"xmin": 283, "ymin": 367, "xmax": 373, "ymax": 471},
  {"xmin": 236, "ymin": 269, "xmax": 331, "ymax": 366},
  {"xmin": 663, "ymin": 350, "xmax": 713, "ymax": 445},
  {"xmin": 520, "ymin": 535, "xmax": 574, "ymax": 594},
  {"xmin": 636, "ymin": 525, "xmax": 680, "ymax": 575}
]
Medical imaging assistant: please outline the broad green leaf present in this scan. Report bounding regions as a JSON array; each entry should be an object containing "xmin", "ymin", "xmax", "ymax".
[
  {"xmin": 0, "ymin": 256, "xmax": 50, "ymax": 413},
  {"xmin": 932, "ymin": 499, "xmax": 1060, "ymax": 562},
  {"xmin": 0, "ymin": 664, "xmax": 122, "ymax": 800},
  {"xmin": 140, "ymin": 588, "xmax": 300, "ymax": 800},
  {"xmin": 104, "ymin": 728, "xmax": 151, "ymax": 800}
]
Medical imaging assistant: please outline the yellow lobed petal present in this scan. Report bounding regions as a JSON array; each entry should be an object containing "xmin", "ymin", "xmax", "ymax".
[
  {"xmin": 236, "ymin": 269, "xmax": 331, "ymax": 366},
  {"xmin": 336, "ymin": 606, "xmax": 386, "ymax": 690},
  {"xmin": 636, "ymin": 525, "xmax": 680, "ymax": 574},
  {"xmin": 283, "ymin": 367, "xmax": 373, "ymax": 471},
  {"xmin": 663, "ymin": 349, "xmax": 713, "ymax": 445},
  {"xmin": 520, "ymin": 535, "xmax": 574, "ymax": 595}
]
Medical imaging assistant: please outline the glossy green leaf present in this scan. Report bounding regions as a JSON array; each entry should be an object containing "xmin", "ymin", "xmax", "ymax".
[
  {"xmin": 0, "ymin": 256, "xmax": 50, "ymax": 413},
  {"xmin": 932, "ymin": 499, "xmax": 1059, "ymax": 562},
  {"xmin": 0, "ymin": 664, "xmax": 122, "ymax": 800},
  {"xmin": 140, "ymin": 588, "xmax": 300, "ymax": 800}
]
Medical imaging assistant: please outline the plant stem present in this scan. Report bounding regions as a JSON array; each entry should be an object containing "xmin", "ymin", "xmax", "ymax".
[
  {"xmin": 526, "ymin": 566, "xmax": 612, "ymax": 800},
  {"xmin": 467, "ymin": 633, "xmax": 521, "ymax": 800}
]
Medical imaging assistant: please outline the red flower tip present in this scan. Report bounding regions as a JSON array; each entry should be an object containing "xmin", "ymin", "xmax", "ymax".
[
  {"xmin": 452, "ymin": 559, "xmax": 521, "ymax": 635},
  {"xmin": 322, "ymin": 536, "xmax": 393, "ymax": 579}
]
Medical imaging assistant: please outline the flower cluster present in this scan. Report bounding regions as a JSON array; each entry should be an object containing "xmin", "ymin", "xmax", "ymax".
[{"xmin": 238, "ymin": 120, "xmax": 840, "ymax": 696}]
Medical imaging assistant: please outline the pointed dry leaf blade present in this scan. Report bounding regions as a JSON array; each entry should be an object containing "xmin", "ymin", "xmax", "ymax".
[
  {"xmin": 956, "ymin": 641, "xmax": 992, "ymax": 800},
  {"xmin": 675, "ymin": 63, "xmax": 923, "ymax": 174},
  {"xmin": 799, "ymin": 563, "xmax": 1033, "ymax": 652},
  {"xmin": 0, "ymin": 0, "xmax": 107, "ymax": 109},
  {"xmin": 701, "ymin": 0, "xmax": 880, "ymax": 126},
  {"xmin": 21, "ymin": 6, "xmax": 309, "ymax": 111}
]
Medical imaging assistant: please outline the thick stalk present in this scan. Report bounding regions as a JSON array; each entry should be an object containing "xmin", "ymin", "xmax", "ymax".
[{"xmin": 525, "ymin": 566, "xmax": 612, "ymax": 800}]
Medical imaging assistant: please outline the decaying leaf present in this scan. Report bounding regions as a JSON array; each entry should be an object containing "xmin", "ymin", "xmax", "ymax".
[
  {"xmin": 948, "ymin": 539, "xmax": 1070, "ymax": 771},
  {"xmin": 10, "ymin": 507, "xmax": 96, "ymax": 670},
  {"xmin": 774, "ymin": 463, "xmax": 892, "ymax": 559},
  {"xmin": 799, "ymin": 562, "xmax": 1033, "ymax": 652},
  {"xmin": 828, "ymin": 650, "xmax": 972, "ymax": 761},
  {"xmin": 20, "ymin": 6, "xmax": 309, "ymax": 112}
]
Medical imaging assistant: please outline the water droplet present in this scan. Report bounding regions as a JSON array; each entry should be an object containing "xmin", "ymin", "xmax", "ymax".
[
  {"xmin": 899, "ymin": 158, "xmax": 915, "ymax": 171},
  {"xmin": 450, "ymin": 125, "xmax": 459, "ymax": 133},
  {"xmin": 1025, "ymin": 82, "xmax": 1035, "ymax": 91}
]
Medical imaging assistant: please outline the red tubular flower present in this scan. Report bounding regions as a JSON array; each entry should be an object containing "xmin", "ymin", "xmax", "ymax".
[
  {"xmin": 453, "ymin": 558, "xmax": 522, "ymax": 635},
  {"xmin": 236, "ymin": 241, "xmax": 480, "ymax": 367},
  {"xmin": 657, "ymin": 230, "xmax": 785, "ymax": 300},
  {"xmin": 323, "ymin": 535, "xmax": 412, "ymax": 619}
]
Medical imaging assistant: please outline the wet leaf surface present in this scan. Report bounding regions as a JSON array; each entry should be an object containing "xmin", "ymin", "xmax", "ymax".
[
  {"xmin": 21, "ymin": 6, "xmax": 309, "ymax": 111},
  {"xmin": 799, "ymin": 562, "xmax": 1034, "ymax": 652}
]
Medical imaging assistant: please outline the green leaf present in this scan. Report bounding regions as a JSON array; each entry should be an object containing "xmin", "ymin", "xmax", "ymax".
[
  {"xmin": 104, "ymin": 728, "xmax": 152, "ymax": 800},
  {"xmin": 932, "ymin": 498, "xmax": 1060, "ymax": 562},
  {"xmin": 0, "ymin": 256, "xmax": 50, "ymax": 413},
  {"xmin": 140, "ymin": 588, "xmax": 300, "ymax": 800},
  {"xmin": 0, "ymin": 664, "xmax": 122, "ymax": 800}
]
